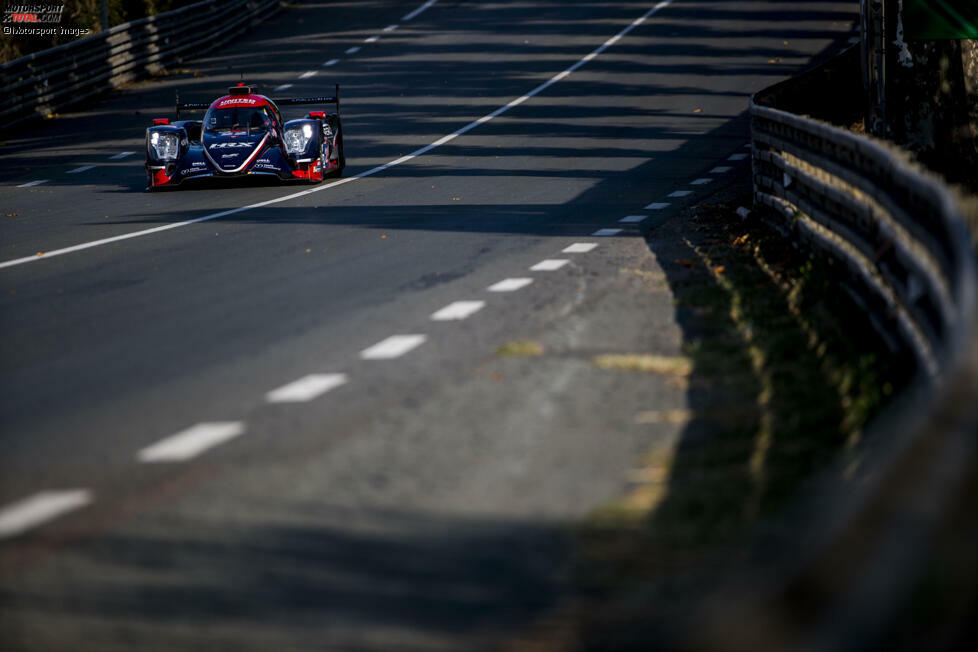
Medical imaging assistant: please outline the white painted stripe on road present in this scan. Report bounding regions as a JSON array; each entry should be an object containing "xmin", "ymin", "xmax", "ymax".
[
  {"xmin": 668, "ymin": 190, "xmax": 692, "ymax": 198},
  {"xmin": 67, "ymin": 165, "xmax": 96, "ymax": 174},
  {"xmin": 592, "ymin": 228, "xmax": 622, "ymax": 236},
  {"xmin": 563, "ymin": 242, "xmax": 597, "ymax": 253},
  {"xmin": 138, "ymin": 422, "xmax": 245, "ymax": 463},
  {"xmin": 384, "ymin": 24, "xmax": 399, "ymax": 32},
  {"xmin": 690, "ymin": 178, "xmax": 712, "ymax": 185},
  {"xmin": 0, "ymin": 490, "xmax": 92, "ymax": 539},
  {"xmin": 17, "ymin": 180, "xmax": 48, "ymax": 187},
  {"xmin": 728, "ymin": 153, "xmax": 749, "ymax": 161},
  {"xmin": 345, "ymin": 46, "xmax": 361, "ymax": 54},
  {"xmin": 431, "ymin": 300, "xmax": 486, "ymax": 321},
  {"xmin": 365, "ymin": 35, "xmax": 379, "ymax": 43},
  {"xmin": 299, "ymin": 71, "xmax": 317, "ymax": 79},
  {"xmin": 360, "ymin": 334, "xmax": 427, "ymax": 359},
  {"xmin": 619, "ymin": 215, "xmax": 647, "ymax": 223},
  {"xmin": 710, "ymin": 166, "xmax": 732, "ymax": 173},
  {"xmin": 323, "ymin": 58, "xmax": 339, "ymax": 67},
  {"xmin": 275, "ymin": 83, "xmax": 293, "ymax": 91},
  {"xmin": 645, "ymin": 202, "xmax": 670, "ymax": 210},
  {"xmin": 109, "ymin": 152, "xmax": 134, "ymax": 160},
  {"xmin": 0, "ymin": 0, "xmax": 677, "ymax": 271},
  {"xmin": 266, "ymin": 373, "xmax": 348, "ymax": 403},
  {"xmin": 530, "ymin": 259, "xmax": 569, "ymax": 271},
  {"xmin": 488, "ymin": 278, "xmax": 533, "ymax": 292},
  {"xmin": 403, "ymin": 0, "xmax": 438, "ymax": 21}
]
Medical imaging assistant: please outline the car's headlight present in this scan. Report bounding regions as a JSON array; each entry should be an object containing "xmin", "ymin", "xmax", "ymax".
[
  {"xmin": 149, "ymin": 131, "xmax": 179, "ymax": 160},
  {"xmin": 284, "ymin": 123, "xmax": 314, "ymax": 155}
]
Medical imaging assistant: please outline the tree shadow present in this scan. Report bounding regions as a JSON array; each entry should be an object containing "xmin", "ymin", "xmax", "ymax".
[{"xmin": 564, "ymin": 188, "xmax": 913, "ymax": 650}]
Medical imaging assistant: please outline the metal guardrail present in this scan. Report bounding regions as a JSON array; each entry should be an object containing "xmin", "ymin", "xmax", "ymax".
[
  {"xmin": 751, "ymin": 86, "xmax": 976, "ymax": 379},
  {"xmin": 0, "ymin": 0, "xmax": 281, "ymax": 130},
  {"xmin": 689, "ymin": 46, "xmax": 978, "ymax": 652}
]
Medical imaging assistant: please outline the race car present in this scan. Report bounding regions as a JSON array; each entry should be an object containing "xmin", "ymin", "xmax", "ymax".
[{"xmin": 144, "ymin": 83, "xmax": 345, "ymax": 189}]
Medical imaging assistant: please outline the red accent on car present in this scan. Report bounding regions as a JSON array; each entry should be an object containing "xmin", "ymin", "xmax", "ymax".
[
  {"xmin": 153, "ymin": 118, "xmax": 170, "ymax": 125},
  {"xmin": 150, "ymin": 169, "xmax": 172, "ymax": 187},
  {"xmin": 308, "ymin": 111, "xmax": 327, "ymax": 120},
  {"xmin": 291, "ymin": 159, "xmax": 324, "ymax": 182},
  {"xmin": 237, "ymin": 82, "xmax": 245, "ymax": 86}
]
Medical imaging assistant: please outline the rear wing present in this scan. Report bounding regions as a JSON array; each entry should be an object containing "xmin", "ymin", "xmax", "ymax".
[{"xmin": 175, "ymin": 84, "xmax": 340, "ymax": 119}]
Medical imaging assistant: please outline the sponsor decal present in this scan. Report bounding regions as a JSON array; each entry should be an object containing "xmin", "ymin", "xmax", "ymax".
[
  {"xmin": 209, "ymin": 141, "xmax": 254, "ymax": 149},
  {"xmin": 221, "ymin": 153, "xmax": 241, "ymax": 159},
  {"xmin": 217, "ymin": 97, "xmax": 258, "ymax": 107},
  {"xmin": 192, "ymin": 161, "xmax": 207, "ymax": 167}
]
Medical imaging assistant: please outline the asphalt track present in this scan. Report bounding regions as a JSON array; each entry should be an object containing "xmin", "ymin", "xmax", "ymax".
[{"xmin": 0, "ymin": 1, "xmax": 855, "ymax": 649}]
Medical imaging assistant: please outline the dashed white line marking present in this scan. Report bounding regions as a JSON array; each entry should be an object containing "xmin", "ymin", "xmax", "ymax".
[
  {"xmin": 345, "ymin": 46, "xmax": 361, "ymax": 54},
  {"xmin": 668, "ymin": 190, "xmax": 692, "ymax": 198},
  {"xmin": 275, "ymin": 83, "xmax": 293, "ymax": 91},
  {"xmin": 728, "ymin": 153, "xmax": 749, "ymax": 161},
  {"xmin": 710, "ymin": 166, "xmax": 732, "ymax": 173},
  {"xmin": 645, "ymin": 202, "xmax": 670, "ymax": 210},
  {"xmin": 0, "ymin": 490, "xmax": 92, "ymax": 539},
  {"xmin": 360, "ymin": 334, "xmax": 427, "ymax": 360},
  {"xmin": 109, "ymin": 151, "xmax": 134, "ymax": 160},
  {"xmin": 431, "ymin": 300, "xmax": 486, "ymax": 321},
  {"xmin": 299, "ymin": 71, "xmax": 317, "ymax": 79},
  {"xmin": 138, "ymin": 422, "xmax": 245, "ymax": 463},
  {"xmin": 17, "ymin": 180, "xmax": 48, "ymax": 187},
  {"xmin": 563, "ymin": 242, "xmax": 598, "ymax": 253},
  {"xmin": 67, "ymin": 165, "xmax": 96, "ymax": 174},
  {"xmin": 592, "ymin": 228, "xmax": 623, "ymax": 236},
  {"xmin": 384, "ymin": 24, "xmax": 399, "ymax": 32},
  {"xmin": 488, "ymin": 278, "xmax": 533, "ymax": 292},
  {"xmin": 690, "ymin": 178, "xmax": 713, "ymax": 185},
  {"xmin": 365, "ymin": 35, "xmax": 379, "ymax": 43},
  {"xmin": 266, "ymin": 373, "xmax": 348, "ymax": 403},
  {"xmin": 530, "ymin": 259, "xmax": 570, "ymax": 271},
  {"xmin": 0, "ymin": 0, "xmax": 677, "ymax": 271},
  {"xmin": 403, "ymin": 0, "xmax": 438, "ymax": 21},
  {"xmin": 619, "ymin": 215, "xmax": 647, "ymax": 223},
  {"xmin": 323, "ymin": 59, "xmax": 339, "ymax": 67}
]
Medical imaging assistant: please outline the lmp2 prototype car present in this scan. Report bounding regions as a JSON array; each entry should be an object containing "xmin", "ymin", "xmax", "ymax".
[{"xmin": 145, "ymin": 83, "xmax": 345, "ymax": 189}]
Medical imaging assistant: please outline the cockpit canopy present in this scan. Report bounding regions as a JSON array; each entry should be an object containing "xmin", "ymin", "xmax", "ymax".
[{"xmin": 203, "ymin": 106, "xmax": 277, "ymax": 133}]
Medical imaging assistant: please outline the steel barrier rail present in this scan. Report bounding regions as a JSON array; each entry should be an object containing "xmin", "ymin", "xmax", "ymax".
[
  {"xmin": 750, "ymin": 94, "xmax": 977, "ymax": 379},
  {"xmin": 686, "ymin": 46, "xmax": 978, "ymax": 652},
  {"xmin": 0, "ymin": 0, "xmax": 281, "ymax": 130}
]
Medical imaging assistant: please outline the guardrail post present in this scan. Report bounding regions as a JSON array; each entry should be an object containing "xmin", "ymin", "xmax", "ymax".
[{"xmin": 862, "ymin": 0, "xmax": 887, "ymax": 137}]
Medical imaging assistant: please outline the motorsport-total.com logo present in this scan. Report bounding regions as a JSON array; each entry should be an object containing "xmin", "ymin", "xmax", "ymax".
[{"xmin": 3, "ymin": 4, "xmax": 90, "ymax": 37}]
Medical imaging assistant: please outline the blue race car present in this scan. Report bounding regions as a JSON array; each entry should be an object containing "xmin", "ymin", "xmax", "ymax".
[{"xmin": 145, "ymin": 83, "xmax": 345, "ymax": 189}]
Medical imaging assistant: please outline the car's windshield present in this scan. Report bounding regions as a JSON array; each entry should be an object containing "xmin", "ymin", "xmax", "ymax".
[{"xmin": 203, "ymin": 106, "xmax": 272, "ymax": 133}]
